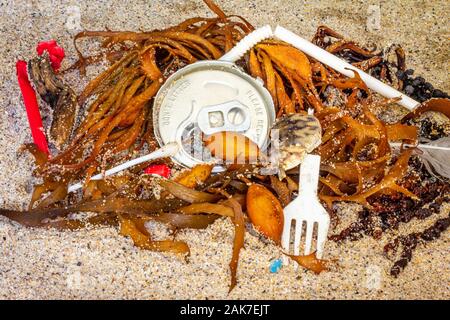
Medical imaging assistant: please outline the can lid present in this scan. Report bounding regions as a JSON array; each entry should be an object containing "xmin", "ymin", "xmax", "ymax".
[{"xmin": 153, "ymin": 60, "xmax": 275, "ymax": 170}]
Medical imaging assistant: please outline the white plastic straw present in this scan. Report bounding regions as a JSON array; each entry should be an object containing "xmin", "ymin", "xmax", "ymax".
[
  {"xmin": 219, "ymin": 25, "xmax": 273, "ymax": 63},
  {"xmin": 67, "ymin": 142, "xmax": 179, "ymax": 193},
  {"xmin": 390, "ymin": 142, "xmax": 450, "ymax": 151},
  {"xmin": 274, "ymin": 26, "xmax": 420, "ymax": 110}
]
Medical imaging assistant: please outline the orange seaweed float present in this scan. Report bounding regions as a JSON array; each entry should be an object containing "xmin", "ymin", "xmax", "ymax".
[{"xmin": 246, "ymin": 184, "xmax": 284, "ymax": 243}]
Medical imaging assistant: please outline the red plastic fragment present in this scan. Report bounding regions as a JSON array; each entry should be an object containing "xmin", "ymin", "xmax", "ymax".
[
  {"xmin": 36, "ymin": 40, "xmax": 65, "ymax": 72},
  {"xmin": 144, "ymin": 164, "xmax": 171, "ymax": 178},
  {"xmin": 16, "ymin": 60, "xmax": 50, "ymax": 156}
]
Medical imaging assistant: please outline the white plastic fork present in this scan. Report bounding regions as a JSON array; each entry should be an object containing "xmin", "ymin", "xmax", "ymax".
[{"xmin": 281, "ymin": 154, "xmax": 330, "ymax": 263}]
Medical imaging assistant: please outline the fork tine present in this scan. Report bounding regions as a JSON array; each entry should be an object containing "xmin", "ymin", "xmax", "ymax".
[
  {"xmin": 282, "ymin": 218, "xmax": 293, "ymax": 265},
  {"xmin": 281, "ymin": 218, "xmax": 292, "ymax": 253},
  {"xmin": 293, "ymin": 219, "xmax": 303, "ymax": 256},
  {"xmin": 304, "ymin": 221, "xmax": 314, "ymax": 255},
  {"xmin": 316, "ymin": 218, "xmax": 330, "ymax": 259},
  {"xmin": 316, "ymin": 227, "xmax": 326, "ymax": 259}
]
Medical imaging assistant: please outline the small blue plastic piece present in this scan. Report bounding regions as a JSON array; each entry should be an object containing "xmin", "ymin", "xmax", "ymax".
[{"xmin": 269, "ymin": 258, "xmax": 283, "ymax": 273}]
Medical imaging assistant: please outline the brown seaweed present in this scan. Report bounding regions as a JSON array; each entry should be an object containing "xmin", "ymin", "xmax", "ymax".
[{"xmin": 28, "ymin": 55, "xmax": 78, "ymax": 148}]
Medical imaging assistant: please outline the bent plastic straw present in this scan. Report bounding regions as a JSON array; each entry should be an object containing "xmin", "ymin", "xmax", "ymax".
[
  {"xmin": 274, "ymin": 26, "xmax": 420, "ymax": 110},
  {"xmin": 219, "ymin": 25, "xmax": 273, "ymax": 62},
  {"xmin": 68, "ymin": 142, "xmax": 179, "ymax": 193}
]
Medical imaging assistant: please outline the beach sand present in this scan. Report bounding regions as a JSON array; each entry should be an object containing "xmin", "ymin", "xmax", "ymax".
[{"xmin": 0, "ymin": 0, "xmax": 449, "ymax": 299}]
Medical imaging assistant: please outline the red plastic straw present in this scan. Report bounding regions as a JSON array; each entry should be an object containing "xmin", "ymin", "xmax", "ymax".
[
  {"xmin": 16, "ymin": 60, "xmax": 50, "ymax": 156},
  {"xmin": 15, "ymin": 40, "xmax": 65, "ymax": 156}
]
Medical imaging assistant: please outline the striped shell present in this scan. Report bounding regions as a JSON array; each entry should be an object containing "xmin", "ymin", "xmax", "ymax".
[{"xmin": 271, "ymin": 113, "xmax": 322, "ymax": 174}]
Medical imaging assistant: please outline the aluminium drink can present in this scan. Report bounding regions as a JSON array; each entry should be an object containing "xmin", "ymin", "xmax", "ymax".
[{"xmin": 153, "ymin": 60, "xmax": 275, "ymax": 171}]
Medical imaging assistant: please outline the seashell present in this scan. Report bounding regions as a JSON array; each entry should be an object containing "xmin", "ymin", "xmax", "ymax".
[{"xmin": 271, "ymin": 113, "xmax": 322, "ymax": 177}]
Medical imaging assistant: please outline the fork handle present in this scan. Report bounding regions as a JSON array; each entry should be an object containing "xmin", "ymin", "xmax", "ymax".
[{"xmin": 298, "ymin": 154, "xmax": 321, "ymax": 196}]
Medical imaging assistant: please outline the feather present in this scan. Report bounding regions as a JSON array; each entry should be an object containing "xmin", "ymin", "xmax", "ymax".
[{"xmin": 390, "ymin": 137, "xmax": 450, "ymax": 179}]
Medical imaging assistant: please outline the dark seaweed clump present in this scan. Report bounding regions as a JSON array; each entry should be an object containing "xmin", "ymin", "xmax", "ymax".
[
  {"xmin": 330, "ymin": 156, "xmax": 450, "ymax": 276},
  {"xmin": 397, "ymin": 68, "xmax": 450, "ymax": 102}
]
